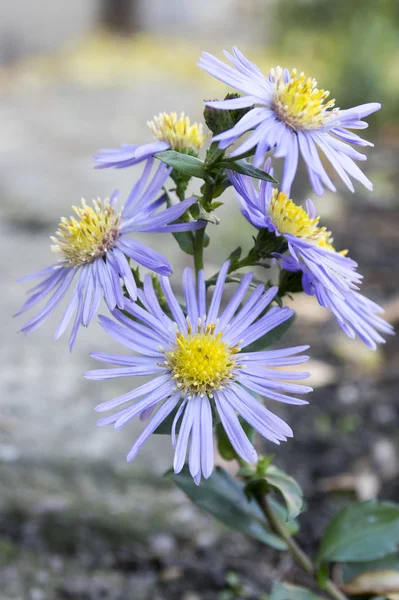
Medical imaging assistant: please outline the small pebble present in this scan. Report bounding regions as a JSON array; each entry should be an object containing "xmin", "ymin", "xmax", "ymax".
[
  {"xmin": 159, "ymin": 566, "xmax": 183, "ymax": 582},
  {"xmin": 372, "ymin": 403, "xmax": 396, "ymax": 425},
  {"xmin": 337, "ymin": 383, "xmax": 360, "ymax": 405},
  {"xmin": 149, "ymin": 533, "xmax": 176, "ymax": 556},
  {"xmin": 372, "ymin": 437, "xmax": 398, "ymax": 478}
]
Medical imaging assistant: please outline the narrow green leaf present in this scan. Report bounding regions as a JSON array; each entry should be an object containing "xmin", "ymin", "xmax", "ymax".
[
  {"xmin": 270, "ymin": 582, "xmax": 325, "ymax": 600},
  {"xmin": 256, "ymin": 455, "xmax": 275, "ymax": 475},
  {"xmin": 209, "ymin": 201, "xmax": 224, "ymax": 210},
  {"xmin": 229, "ymin": 246, "xmax": 242, "ymax": 261},
  {"xmin": 172, "ymin": 230, "xmax": 209, "ymax": 256},
  {"xmin": 317, "ymin": 500, "xmax": 399, "ymax": 563},
  {"xmin": 156, "ymin": 150, "xmax": 209, "ymax": 180},
  {"xmin": 244, "ymin": 314, "xmax": 296, "ymax": 352},
  {"xmin": 170, "ymin": 466, "xmax": 288, "ymax": 550},
  {"xmin": 173, "ymin": 231, "xmax": 195, "ymax": 255},
  {"xmin": 228, "ymin": 246, "xmax": 243, "ymax": 272},
  {"xmin": 219, "ymin": 159, "xmax": 278, "ymax": 183},
  {"xmin": 212, "ymin": 178, "xmax": 231, "ymax": 198},
  {"xmin": 265, "ymin": 465, "xmax": 303, "ymax": 520},
  {"xmin": 204, "ymin": 141, "xmax": 225, "ymax": 165}
]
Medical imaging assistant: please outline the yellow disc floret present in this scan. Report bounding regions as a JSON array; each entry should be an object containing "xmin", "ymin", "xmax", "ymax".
[
  {"xmin": 271, "ymin": 67, "xmax": 337, "ymax": 131},
  {"xmin": 148, "ymin": 112, "xmax": 206, "ymax": 152},
  {"xmin": 269, "ymin": 189, "xmax": 335, "ymax": 250},
  {"xmin": 164, "ymin": 322, "xmax": 239, "ymax": 397},
  {"xmin": 51, "ymin": 199, "xmax": 120, "ymax": 266}
]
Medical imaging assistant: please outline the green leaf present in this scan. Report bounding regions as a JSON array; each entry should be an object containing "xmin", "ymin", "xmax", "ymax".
[
  {"xmin": 256, "ymin": 455, "xmax": 275, "ymax": 474},
  {"xmin": 270, "ymin": 583, "xmax": 325, "ymax": 600},
  {"xmin": 341, "ymin": 561, "xmax": 399, "ymax": 597},
  {"xmin": 173, "ymin": 230, "xmax": 209, "ymax": 256},
  {"xmin": 173, "ymin": 231, "xmax": 195, "ymax": 255},
  {"xmin": 156, "ymin": 150, "xmax": 209, "ymax": 180},
  {"xmin": 212, "ymin": 177, "xmax": 231, "ymax": 198},
  {"xmin": 219, "ymin": 159, "xmax": 278, "ymax": 183},
  {"xmin": 170, "ymin": 466, "xmax": 289, "ymax": 550},
  {"xmin": 340, "ymin": 553, "xmax": 399, "ymax": 597},
  {"xmin": 342, "ymin": 553, "xmax": 399, "ymax": 584},
  {"xmin": 204, "ymin": 141, "xmax": 225, "ymax": 165},
  {"xmin": 228, "ymin": 246, "xmax": 242, "ymax": 271},
  {"xmin": 318, "ymin": 500, "xmax": 399, "ymax": 563},
  {"xmin": 209, "ymin": 201, "xmax": 224, "ymax": 210},
  {"xmin": 244, "ymin": 314, "xmax": 296, "ymax": 352},
  {"xmin": 265, "ymin": 465, "xmax": 303, "ymax": 520}
]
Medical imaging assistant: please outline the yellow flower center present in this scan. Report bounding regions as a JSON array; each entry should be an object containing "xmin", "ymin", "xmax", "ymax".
[
  {"xmin": 269, "ymin": 189, "xmax": 335, "ymax": 250},
  {"xmin": 51, "ymin": 199, "xmax": 120, "ymax": 266},
  {"xmin": 164, "ymin": 322, "xmax": 239, "ymax": 397},
  {"xmin": 271, "ymin": 67, "xmax": 337, "ymax": 131},
  {"xmin": 147, "ymin": 112, "xmax": 206, "ymax": 152}
]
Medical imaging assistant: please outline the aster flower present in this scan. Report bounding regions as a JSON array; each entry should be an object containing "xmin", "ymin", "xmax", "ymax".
[
  {"xmin": 198, "ymin": 47, "xmax": 380, "ymax": 196},
  {"xmin": 230, "ymin": 160, "xmax": 394, "ymax": 350},
  {"xmin": 15, "ymin": 159, "xmax": 204, "ymax": 350},
  {"xmin": 95, "ymin": 112, "xmax": 206, "ymax": 170},
  {"xmin": 85, "ymin": 261, "xmax": 311, "ymax": 484}
]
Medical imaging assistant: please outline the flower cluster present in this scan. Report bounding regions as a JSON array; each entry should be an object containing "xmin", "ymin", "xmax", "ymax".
[
  {"xmin": 16, "ymin": 159, "xmax": 203, "ymax": 349},
  {"xmin": 229, "ymin": 159, "xmax": 394, "ymax": 350},
  {"xmin": 86, "ymin": 263, "xmax": 311, "ymax": 484},
  {"xmin": 15, "ymin": 46, "xmax": 393, "ymax": 483},
  {"xmin": 94, "ymin": 111, "xmax": 206, "ymax": 170},
  {"xmin": 199, "ymin": 48, "xmax": 380, "ymax": 196}
]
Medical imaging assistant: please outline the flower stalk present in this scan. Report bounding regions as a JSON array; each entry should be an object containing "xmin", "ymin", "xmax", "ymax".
[
  {"xmin": 255, "ymin": 493, "xmax": 348, "ymax": 600},
  {"xmin": 193, "ymin": 226, "xmax": 205, "ymax": 275}
]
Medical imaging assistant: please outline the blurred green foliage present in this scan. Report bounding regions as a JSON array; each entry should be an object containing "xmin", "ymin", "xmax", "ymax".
[{"xmin": 272, "ymin": 0, "xmax": 399, "ymax": 130}]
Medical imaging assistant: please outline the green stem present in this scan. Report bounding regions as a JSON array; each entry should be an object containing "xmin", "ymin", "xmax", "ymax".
[
  {"xmin": 193, "ymin": 227, "xmax": 205, "ymax": 276},
  {"xmin": 257, "ymin": 495, "xmax": 348, "ymax": 600},
  {"xmin": 193, "ymin": 177, "xmax": 216, "ymax": 275},
  {"xmin": 229, "ymin": 250, "xmax": 259, "ymax": 273}
]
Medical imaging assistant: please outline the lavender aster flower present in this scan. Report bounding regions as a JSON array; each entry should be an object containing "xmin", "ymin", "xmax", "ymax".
[
  {"xmin": 15, "ymin": 159, "xmax": 204, "ymax": 350},
  {"xmin": 230, "ymin": 160, "xmax": 394, "ymax": 350},
  {"xmin": 198, "ymin": 47, "xmax": 380, "ymax": 195},
  {"xmin": 85, "ymin": 261, "xmax": 311, "ymax": 484},
  {"xmin": 95, "ymin": 112, "xmax": 206, "ymax": 170}
]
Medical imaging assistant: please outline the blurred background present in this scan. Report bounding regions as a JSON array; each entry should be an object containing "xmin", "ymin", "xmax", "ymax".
[{"xmin": 1, "ymin": 1, "xmax": 398, "ymax": 598}]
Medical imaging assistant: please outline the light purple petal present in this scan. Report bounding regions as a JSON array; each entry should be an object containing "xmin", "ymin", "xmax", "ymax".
[
  {"xmin": 200, "ymin": 396, "xmax": 214, "ymax": 479},
  {"xmin": 183, "ymin": 267, "xmax": 199, "ymax": 326},
  {"xmin": 118, "ymin": 238, "xmax": 171, "ymax": 277},
  {"xmin": 173, "ymin": 397, "xmax": 196, "ymax": 473},
  {"xmin": 126, "ymin": 393, "xmax": 181, "ymax": 462},
  {"xmin": 214, "ymin": 391, "xmax": 257, "ymax": 463},
  {"xmin": 206, "ymin": 261, "xmax": 230, "ymax": 324},
  {"xmin": 94, "ymin": 141, "xmax": 169, "ymax": 170}
]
